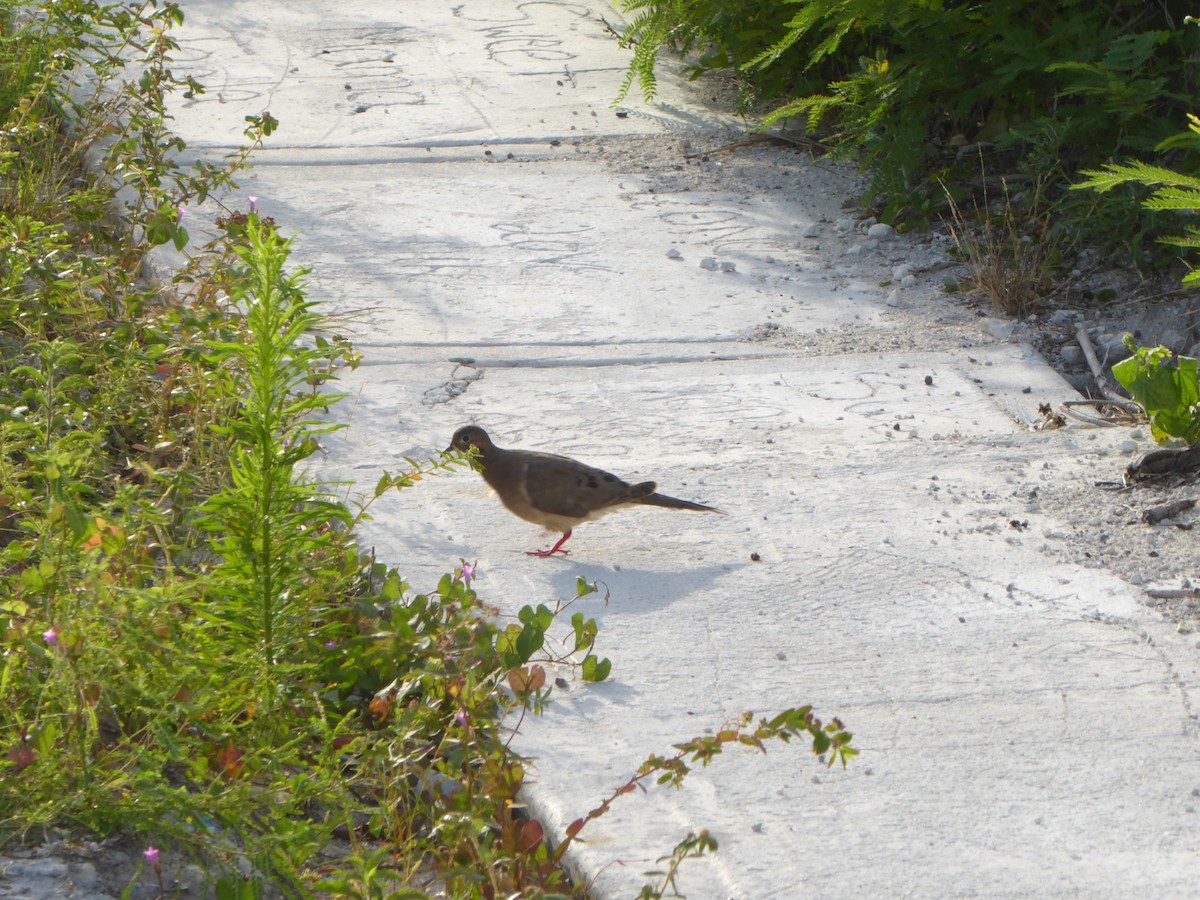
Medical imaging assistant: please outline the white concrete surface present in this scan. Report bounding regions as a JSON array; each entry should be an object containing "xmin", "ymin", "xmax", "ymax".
[{"xmin": 162, "ymin": 1, "xmax": 1200, "ymax": 896}]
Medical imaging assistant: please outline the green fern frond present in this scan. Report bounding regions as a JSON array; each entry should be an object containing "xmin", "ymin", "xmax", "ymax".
[
  {"xmin": 1076, "ymin": 161, "xmax": 1200, "ymax": 193},
  {"xmin": 1160, "ymin": 230, "xmax": 1200, "ymax": 249},
  {"xmin": 613, "ymin": 2, "xmax": 689, "ymax": 103},
  {"xmin": 1142, "ymin": 188, "xmax": 1200, "ymax": 211},
  {"xmin": 743, "ymin": 23, "xmax": 804, "ymax": 72},
  {"xmin": 758, "ymin": 93, "xmax": 836, "ymax": 131},
  {"xmin": 1102, "ymin": 31, "xmax": 1168, "ymax": 75}
]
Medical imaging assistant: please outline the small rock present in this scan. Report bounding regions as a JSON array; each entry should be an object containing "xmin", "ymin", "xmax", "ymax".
[
  {"xmin": 801, "ymin": 222, "xmax": 821, "ymax": 238},
  {"xmin": 981, "ymin": 318, "xmax": 1017, "ymax": 340},
  {"xmin": 845, "ymin": 244, "xmax": 868, "ymax": 257},
  {"xmin": 834, "ymin": 217, "xmax": 856, "ymax": 233},
  {"xmin": 719, "ymin": 261, "xmax": 736, "ymax": 273},
  {"xmin": 1096, "ymin": 332, "xmax": 1126, "ymax": 356},
  {"xmin": 1060, "ymin": 345, "xmax": 1084, "ymax": 366},
  {"xmin": 867, "ymin": 222, "xmax": 897, "ymax": 239},
  {"xmin": 1048, "ymin": 309, "xmax": 1080, "ymax": 326},
  {"xmin": 699, "ymin": 257, "xmax": 717, "ymax": 270},
  {"xmin": 901, "ymin": 274, "xmax": 917, "ymax": 287},
  {"xmin": 1117, "ymin": 439, "xmax": 1139, "ymax": 454},
  {"xmin": 892, "ymin": 263, "xmax": 913, "ymax": 281},
  {"xmin": 665, "ymin": 248, "xmax": 682, "ymax": 259}
]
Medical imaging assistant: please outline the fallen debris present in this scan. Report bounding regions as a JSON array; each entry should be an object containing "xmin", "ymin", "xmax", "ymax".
[
  {"xmin": 1074, "ymin": 326, "xmax": 1143, "ymax": 418},
  {"xmin": 1141, "ymin": 498, "xmax": 1198, "ymax": 525},
  {"xmin": 1125, "ymin": 446, "xmax": 1200, "ymax": 483},
  {"xmin": 1145, "ymin": 587, "xmax": 1200, "ymax": 600}
]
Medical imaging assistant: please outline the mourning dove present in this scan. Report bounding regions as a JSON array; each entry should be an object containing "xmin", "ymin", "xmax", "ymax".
[{"xmin": 446, "ymin": 425, "xmax": 722, "ymax": 556}]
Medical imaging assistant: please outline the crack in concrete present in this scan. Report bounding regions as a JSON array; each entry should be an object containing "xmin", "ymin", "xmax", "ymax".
[{"xmin": 422, "ymin": 360, "xmax": 483, "ymax": 406}]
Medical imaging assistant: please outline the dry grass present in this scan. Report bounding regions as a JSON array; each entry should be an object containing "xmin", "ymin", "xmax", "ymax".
[{"xmin": 944, "ymin": 179, "xmax": 1056, "ymax": 316}]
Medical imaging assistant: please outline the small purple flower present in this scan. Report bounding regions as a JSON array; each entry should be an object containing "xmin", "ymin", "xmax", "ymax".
[
  {"xmin": 324, "ymin": 640, "xmax": 337, "ymax": 650},
  {"xmin": 175, "ymin": 203, "xmax": 188, "ymax": 225},
  {"xmin": 248, "ymin": 195, "xmax": 259, "ymax": 213},
  {"xmin": 455, "ymin": 710, "xmax": 468, "ymax": 726},
  {"xmin": 42, "ymin": 627, "xmax": 57, "ymax": 646},
  {"xmin": 460, "ymin": 562, "xmax": 475, "ymax": 588},
  {"xmin": 144, "ymin": 845, "xmax": 160, "ymax": 868}
]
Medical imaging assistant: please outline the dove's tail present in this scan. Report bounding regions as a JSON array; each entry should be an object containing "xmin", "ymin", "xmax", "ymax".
[{"xmin": 633, "ymin": 484, "xmax": 723, "ymax": 514}]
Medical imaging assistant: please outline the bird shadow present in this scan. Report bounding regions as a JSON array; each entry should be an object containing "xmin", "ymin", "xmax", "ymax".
[{"xmin": 544, "ymin": 560, "xmax": 736, "ymax": 617}]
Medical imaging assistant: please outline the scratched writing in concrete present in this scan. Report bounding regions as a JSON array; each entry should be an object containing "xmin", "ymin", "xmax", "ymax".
[
  {"xmin": 494, "ymin": 223, "xmax": 612, "ymax": 274},
  {"xmin": 452, "ymin": 1, "xmax": 590, "ymax": 68}
]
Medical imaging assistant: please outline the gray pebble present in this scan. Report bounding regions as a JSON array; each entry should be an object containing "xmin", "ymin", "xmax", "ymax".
[{"xmin": 1060, "ymin": 345, "xmax": 1084, "ymax": 366}]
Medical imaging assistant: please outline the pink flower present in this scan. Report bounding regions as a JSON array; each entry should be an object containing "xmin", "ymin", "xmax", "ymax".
[
  {"xmin": 460, "ymin": 562, "xmax": 475, "ymax": 588},
  {"xmin": 175, "ymin": 203, "xmax": 188, "ymax": 225},
  {"xmin": 144, "ymin": 845, "xmax": 160, "ymax": 867},
  {"xmin": 42, "ymin": 627, "xmax": 57, "ymax": 646},
  {"xmin": 248, "ymin": 195, "xmax": 259, "ymax": 213}
]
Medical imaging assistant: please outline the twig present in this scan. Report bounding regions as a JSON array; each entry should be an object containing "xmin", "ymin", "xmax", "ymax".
[
  {"xmin": 1145, "ymin": 587, "xmax": 1200, "ymax": 600},
  {"xmin": 1060, "ymin": 398, "xmax": 1139, "ymax": 427},
  {"xmin": 1075, "ymin": 327, "xmax": 1143, "ymax": 416}
]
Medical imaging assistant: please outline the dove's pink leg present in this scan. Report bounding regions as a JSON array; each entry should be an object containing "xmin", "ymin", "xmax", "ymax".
[{"xmin": 527, "ymin": 530, "xmax": 572, "ymax": 557}]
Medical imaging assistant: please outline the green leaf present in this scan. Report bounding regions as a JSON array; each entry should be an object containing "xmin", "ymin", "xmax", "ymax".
[
  {"xmin": 379, "ymin": 571, "xmax": 403, "ymax": 602},
  {"xmin": 1112, "ymin": 345, "xmax": 1200, "ymax": 443},
  {"xmin": 33, "ymin": 721, "xmax": 59, "ymax": 755},
  {"xmin": 571, "ymin": 612, "xmax": 597, "ymax": 652},
  {"xmin": 374, "ymin": 472, "xmax": 392, "ymax": 496},
  {"xmin": 515, "ymin": 623, "xmax": 544, "ymax": 663},
  {"xmin": 581, "ymin": 655, "xmax": 611, "ymax": 682}
]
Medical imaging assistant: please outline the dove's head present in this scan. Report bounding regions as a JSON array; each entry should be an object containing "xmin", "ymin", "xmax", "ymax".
[{"xmin": 446, "ymin": 425, "xmax": 495, "ymax": 457}]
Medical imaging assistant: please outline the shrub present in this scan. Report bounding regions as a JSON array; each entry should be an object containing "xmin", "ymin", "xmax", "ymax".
[{"xmin": 616, "ymin": 0, "xmax": 1200, "ymax": 227}]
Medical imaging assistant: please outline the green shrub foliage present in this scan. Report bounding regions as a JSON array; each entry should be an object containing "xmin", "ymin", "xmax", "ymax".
[{"xmin": 618, "ymin": 0, "xmax": 1200, "ymax": 216}]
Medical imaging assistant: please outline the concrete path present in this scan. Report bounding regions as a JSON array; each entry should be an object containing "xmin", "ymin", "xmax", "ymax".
[{"xmin": 155, "ymin": 1, "xmax": 1200, "ymax": 896}]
